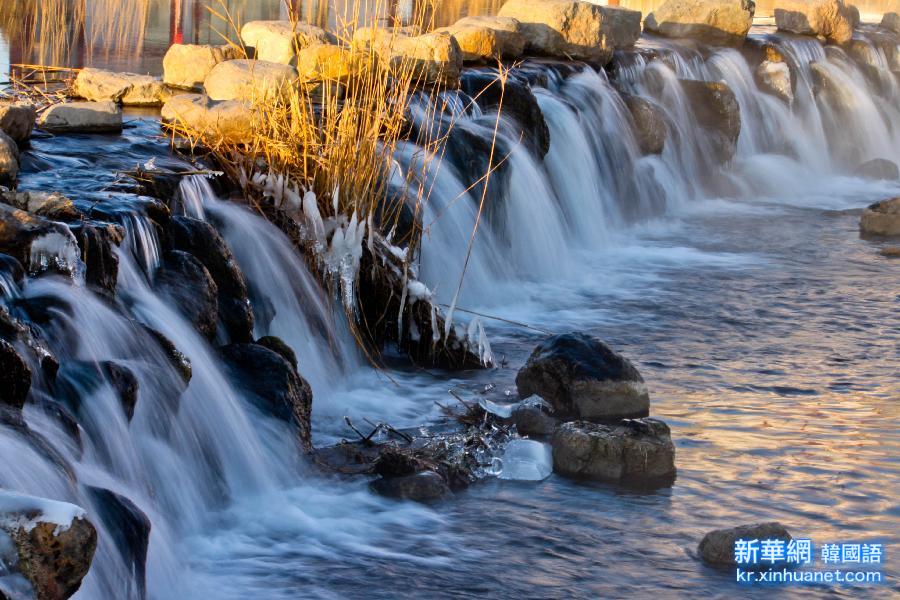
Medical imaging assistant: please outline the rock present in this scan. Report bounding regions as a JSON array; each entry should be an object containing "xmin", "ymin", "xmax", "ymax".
[
  {"xmin": 0, "ymin": 102, "xmax": 36, "ymax": 143},
  {"xmin": 644, "ymin": 0, "xmax": 756, "ymax": 46},
  {"xmin": 847, "ymin": 4, "xmax": 860, "ymax": 29},
  {"xmin": 1, "ymin": 191, "xmax": 80, "ymax": 221},
  {"xmin": 446, "ymin": 16, "xmax": 527, "ymax": 60},
  {"xmin": 855, "ymin": 158, "xmax": 899, "ymax": 180},
  {"xmin": 698, "ymin": 522, "xmax": 792, "ymax": 566},
  {"xmin": 679, "ymin": 79, "xmax": 741, "ymax": 163},
  {"xmin": 0, "ymin": 492, "xmax": 97, "ymax": 600},
  {"xmin": 141, "ymin": 325, "xmax": 192, "ymax": 384},
  {"xmin": 509, "ymin": 397, "xmax": 558, "ymax": 436},
  {"xmin": 498, "ymin": 0, "xmax": 641, "ymax": 62},
  {"xmin": 100, "ymin": 362, "xmax": 139, "ymax": 422},
  {"xmin": 155, "ymin": 250, "xmax": 219, "ymax": 340},
  {"xmin": 459, "ymin": 70, "xmax": 550, "ymax": 157},
  {"xmin": 880, "ymin": 246, "xmax": 900, "ymax": 257},
  {"xmin": 370, "ymin": 471, "xmax": 450, "ymax": 502},
  {"xmin": 68, "ymin": 222, "xmax": 124, "ymax": 295},
  {"xmin": 774, "ymin": 0, "xmax": 854, "ymax": 45},
  {"xmin": 54, "ymin": 360, "xmax": 140, "ymax": 422},
  {"xmin": 160, "ymin": 93, "xmax": 256, "ymax": 144},
  {"xmin": 240, "ymin": 21, "xmax": 335, "ymax": 64},
  {"xmin": 0, "ymin": 339, "xmax": 31, "ymax": 410},
  {"xmin": 742, "ymin": 37, "xmax": 785, "ymax": 66},
  {"xmin": 391, "ymin": 32, "xmax": 464, "ymax": 86},
  {"xmin": 37, "ymin": 101, "xmax": 122, "ymax": 134},
  {"xmin": 0, "ymin": 204, "xmax": 81, "ymax": 276},
  {"xmin": 755, "ymin": 60, "xmax": 793, "ymax": 103},
  {"xmin": 860, "ymin": 197, "xmax": 900, "ymax": 237},
  {"xmin": 219, "ymin": 343, "xmax": 313, "ymax": 450},
  {"xmin": 883, "ymin": 12, "xmax": 900, "ymax": 34},
  {"xmin": 0, "ymin": 130, "xmax": 18, "ymax": 186},
  {"xmin": 351, "ymin": 26, "xmax": 415, "ymax": 56},
  {"xmin": 516, "ymin": 333, "xmax": 650, "ymax": 421},
  {"xmin": 168, "ymin": 215, "xmax": 254, "ymax": 343},
  {"xmin": 73, "ymin": 68, "xmax": 164, "ymax": 106},
  {"xmin": 203, "ymin": 59, "xmax": 297, "ymax": 103},
  {"xmin": 162, "ymin": 43, "xmax": 240, "ymax": 90},
  {"xmin": 551, "ymin": 418, "xmax": 676, "ymax": 481},
  {"xmin": 622, "ymin": 93, "xmax": 667, "ymax": 154},
  {"xmin": 83, "ymin": 487, "xmax": 150, "ymax": 600},
  {"xmin": 255, "ymin": 335, "xmax": 298, "ymax": 370},
  {"xmin": 295, "ymin": 44, "xmax": 355, "ymax": 81}
]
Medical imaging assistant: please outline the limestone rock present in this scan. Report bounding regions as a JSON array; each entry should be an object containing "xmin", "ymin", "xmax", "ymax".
[
  {"xmin": 699, "ymin": 522, "xmax": 791, "ymax": 566},
  {"xmin": 448, "ymin": 15, "xmax": 527, "ymax": 59},
  {"xmin": 860, "ymin": 197, "xmax": 900, "ymax": 237},
  {"xmin": 203, "ymin": 59, "xmax": 297, "ymax": 103},
  {"xmin": 516, "ymin": 332, "xmax": 650, "ymax": 421},
  {"xmin": 296, "ymin": 44, "xmax": 355, "ymax": 81},
  {"xmin": 0, "ymin": 102, "xmax": 36, "ymax": 143},
  {"xmin": 679, "ymin": 79, "xmax": 741, "ymax": 163},
  {"xmin": 755, "ymin": 60, "xmax": 793, "ymax": 103},
  {"xmin": 645, "ymin": 0, "xmax": 756, "ymax": 46},
  {"xmin": 498, "ymin": 0, "xmax": 641, "ymax": 62},
  {"xmin": 161, "ymin": 94, "xmax": 256, "ymax": 144},
  {"xmin": 392, "ymin": 32, "xmax": 464, "ymax": 86},
  {"xmin": 37, "ymin": 101, "xmax": 122, "ymax": 134},
  {"xmin": 774, "ymin": 0, "xmax": 854, "ymax": 45},
  {"xmin": 551, "ymin": 418, "xmax": 676, "ymax": 481},
  {"xmin": 241, "ymin": 20, "xmax": 335, "ymax": 64},
  {"xmin": 73, "ymin": 68, "xmax": 164, "ymax": 106},
  {"xmin": 162, "ymin": 43, "xmax": 240, "ymax": 90}
]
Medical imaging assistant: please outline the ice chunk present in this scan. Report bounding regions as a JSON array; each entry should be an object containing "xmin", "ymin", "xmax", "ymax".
[
  {"xmin": 0, "ymin": 491, "xmax": 86, "ymax": 535},
  {"xmin": 498, "ymin": 439, "xmax": 553, "ymax": 481},
  {"xmin": 478, "ymin": 398, "xmax": 513, "ymax": 419}
]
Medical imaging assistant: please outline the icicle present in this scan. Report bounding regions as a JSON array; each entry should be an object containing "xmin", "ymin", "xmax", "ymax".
[{"xmin": 430, "ymin": 303, "xmax": 441, "ymax": 343}]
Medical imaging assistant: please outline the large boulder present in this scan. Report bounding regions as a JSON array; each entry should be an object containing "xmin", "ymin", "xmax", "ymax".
[
  {"xmin": 551, "ymin": 418, "xmax": 676, "ymax": 481},
  {"xmin": 679, "ymin": 79, "xmax": 741, "ymax": 163},
  {"xmin": 0, "ymin": 339, "xmax": 31, "ymax": 409},
  {"xmin": 0, "ymin": 102, "xmax": 36, "ymax": 143},
  {"xmin": 498, "ymin": 0, "xmax": 641, "ymax": 62},
  {"xmin": 644, "ymin": 0, "xmax": 755, "ymax": 46},
  {"xmin": 161, "ymin": 93, "xmax": 256, "ymax": 144},
  {"xmin": 0, "ymin": 204, "xmax": 81, "ymax": 276},
  {"xmin": 0, "ymin": 130, "xmax": 18, "ymax": 186},
  {"xmin": 154, "ymin": 250, "xmax": 219, "ymax": 340},
  {"xmin": 698, "ymin": 522, "xmax": 792, "ymax": 566},
  {"xmin": 73, "ymin": 68, "xmax": 164, "ymax": 106},
  {"xmin": 860, "ymin": 197, "xmax": 900, "ymax": 237},
  {"xmin": 240, "ymin": 21, "xmax": 335, "ymax": 64},
  {"xmin": 755, "ymin": 60, "xmax": 793, "ymax": 103},
  {"xmin": 394, "ymin": 32, "xmax": 465, "ymax": 86},
  {"xmin": 295, "ymin": 44, "xmax": 355, "ymax": 81},
  {"xmin": 855, "ymin": 158, "xmax": 899, "ymax": 180},
  {"xmin": 774, "ymin": 0, "xmax": 854, "ymax": 45},
  {"xmin": 622, "ymin": 93, "xmax": 667, "ymax": 155},
  {"xmin": 219, "ymin": 342, "xmax": 313, "ymax": 450},
  {"xmin": 445, "ymin": 16, "xmax": 527, "ymax": 60},
  {"xmin": 37, "ymin": 101, "xmax": 122, "ymax": 134},
  {"xmin": 162, "ymin": 44, "xmax": 240, "ymax": 90},
  {"xmin": 0, "ymin": 492, "xmax": 97, "ymax": 600},
  {"xmin": 516, "ymin": 333, "xmax": 650, "ymax": 421},
  {"xmin": 203, "ymin": 59, "xmax": 297, "ymax": 103}
]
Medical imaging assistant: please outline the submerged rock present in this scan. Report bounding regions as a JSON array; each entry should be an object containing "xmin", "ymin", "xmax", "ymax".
[
  {"xmin": 155, "ymin": 250, "xmax": 219, "ymax": 341},
  {"xmin": 0, "ymin": 339, "xmax": 31, "ymax": 410},
  {"xmin": 37, "ymin": 101, "xmax": 122, "ymax": 134},
  {"xmin": 622, "ymin": 93, "xmax": 667, "ymax": 155},
  {"xmin": 0, "ymin": 491, "xmax": 97, "ymax": 600},
  {"xmin": 203, "ymin": 59, "xmax": 298, "ymax": 103},
  {"xmin": 882, "ymin": 12, "xmax": 900, "ymax": 34},
  {"xmin": 860, "ymin": 197, "xmax": 900, "ymax": 237},
  {"xmin": 516, "ymin": 333, "xmax": 650, "ymax": 421},
  {"xmin": 73, "ymin": 68, "xmax": 164, "ymax": 106},
  {"xmin": 698, "ymin": 522, "xmax": 792, "ymax": 566},
  {"xmin": 371, "ymin": 470, "xmax": 451, "ymax": 502},
  {"xmin": 774, "ymin": 0, "xmax": 854, "ymax": 45},
  {"xmin": 54, "ymin": 360, "xmax": 141, "ymax": 423},
  {"xmin": 0, "ymin": 130, "xmax": 18, "ymax": 186},
  {"xmin": 855, "ymin": 158, "xmax": 899, "ymax": 181},
  {"xmin": 498, "ymin": 0, "xmax": 641, "ymax": 63},
  {"xmin": 241, "ymin": 20, "xmax": 335, "ymax": 64},
  {"xmin": 219, "ymin": 342, "xmax": 313, "ymax": 450},
  {"xmin": 645, "ymin": 0, "xmax": 756, "ymax": 46},
  {"xmin": 0, "ymin": 102, "xmax": 36, "ymax": 143},
  {"xmin": 755, "ymin": 60, "xmax": 793, "ymax": 104},
  {"xmin": 163, "ymin": 44, "xmax": 240, "ymax": 90},
  {"xmin": 551, "ymin": 418, "xmax": 676, "ymax": 481},
  {"xmin": 679, "ymin": 79, "xmax": 741, "ymax": 163},
  {"xmin": 140, "ymin": 324, "xmax": 192, "ymax": 385}
]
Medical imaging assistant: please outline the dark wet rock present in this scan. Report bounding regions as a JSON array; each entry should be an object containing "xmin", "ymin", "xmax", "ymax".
[
  {"xmin": 84, "ymin": 487, "xmax": 150, "ymax": 599},
  {"xmin": 0, "ymin": 305, "xmax": 59, "ymax": 382},
  {"xmin": 155, "ymin": 250, "xmax": 219, "ymax": 340},
  {"xmin": 516, "ymin": 332, "xmax": 649, "ymax": 421},
  {"xmin": 34, "ymin": 399, "xmax": 83, "ymax": 457},
  {"xmin": 68, "ymin": 222, "xmax": 124, "ymax": 296},
  {"xmin": 102, "ymin": 362, "xmax": 139, "ymax": 421},
  {"xmin": 0, "ymin": 493, "xmax": 97, "ymax": 600},
  {"xmin": 644, "ymin": 0, "xmax": 755, "ymax": 46},
  {"xmin": 1, "ymin": 191, "xmax": 80, "ymax": 222},
  {"xmin": 0, "ymin": 204, "xmax": 81, "ymax": 277},
  {"xmin": 459, "ymin": 70, "xmax": 551, "ymax": 158},
  {"xmin": 860, "ymin": 197, "xmax": 900, "ymax": 237},
  {"xmin": 699, "ymin": 522, "xmax": 792, "ymax": 566},
  {"xmin": 256, "ymin": 335, "xmax": 297, "ymax": 371},
  {"xmin": 622, "ymin": 93, "xmax": 667, "ymax": 155},
  {"xmin": 371, "ymin": 470, "xmax": 451, "ymax": 502},
  {"xmin": 509, "ymin": 397, "xmax": 558, "ymax": 436},
  {"xmin": 140, "ymin": 325, "xmax": 192, "ymax": 385},
  {"xmin": 219, "ymin": 342, "xmax": 312, "ymax": 450},
  {"xmin": 551, "ymin": 418, "xmax": 676, "ymax": 481},
  {"xmin": 0, "ymin": 130, "xmax": 19, "ymax": 186},
  {"xmin": 855, "ymin": 158, "xmax": 899, "ymax": 181},
  {"xmin": 168, "ymin": 216, "xmax": 254, "ymax": 343},
  {"xmin": 0, "ymin": 339, "xmax": 32, "ymax": 410},
  {"xmin": 55, "ymin": 360, "xmax": 140, "ymax": 422},
  {"xmin": 443, "ymin": 121, "xmax": 512, "ymax": 208},
  {"xmin": 0, "ymin": 253, "xmax": 24, "ymax": 286},
  {"xmin": 679, "ymin": 79, "xmax": 741, "ymax": 163},
  {"xmin": 0, "ymin": 101, "xmax": 36, "ymax": 143}
]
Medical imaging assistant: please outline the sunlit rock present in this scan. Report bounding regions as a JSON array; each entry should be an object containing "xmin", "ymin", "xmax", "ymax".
[
  {"xmin": 162, "ymin": 43, "xmax": 240, "ymax": 90},
  {"xmin": 699, "ymin": 522, "xmax": 791, "ymax": 566},
  {"xmin": 883, "ymin": 12, "xmax": 900, "ymax": 34},
  {"xmin": 444, "ymin": 15, "xmax": 527, "ymax": 60},
  {"xmin": 755, "ymin": 60, "xmax": 793, "ymax": 103},
  {"xmin": 0, "ymin": 102, "xmax": 36, "ymax": 143},
  {"xmin": 622, "ymin": 93, "xmax": 667, "ymax": 154},
  {"xmin": 73, "ymin": 68, "xmax": 164, "ymax": 106},
  {"xmin": 679, "ymin": 79, "xmax": 741, "ymax": 163},
  {"xmin": 295, "ymin": 44, "xmax": 355, "ymax": 81},
  {"xmin": 203, "ymin": 59, "xmax": 297, "ymax": 103},
  {"xmin": 551, "ymin": 418, "xmax": 676, "ymax": 481},
  {"xmin": 517, "ymin": 333, "xmax": 650, "ymax": 421},
  {"xmin": 161, "ymin": 93, "xmax": 256, "ymax": 144},
  {"xmin": 0, "ymin": 131, "xmax": 18, "ymax": 186},
  {"xmin": 37, "ymin": 101, "xmax": 122, "ymax": 134},
  {"xmin": 774, "ymin": 0, "xmax": 854, "ymax": 45},
  {"xmin": 498, "ymin": 0, "xmax": 641, "ymax": 62},
  {"xmin": 644, "ymin": 0, "xmax": 756, "ymax": 46},
  {"xmin": 1, "ymin": 191, "xmax": 79, "ymax": 221},
  {"xmin": 860, "ymin": 197, "xmax": 900, "ymax": 237},
  {"xmin": 855, "ymin": 158, "xmax": 899, "ymax": 180},
  {"xmin": 392, "ymin": 32, "xmax": 464, "ymax": 86},
  {"xmin": 241, "ymin": 20, "xmax": 335, "ymax": 64},
  {"xmin": 0, "ymin": 491, "xmax": 97, "ymax": 600}
]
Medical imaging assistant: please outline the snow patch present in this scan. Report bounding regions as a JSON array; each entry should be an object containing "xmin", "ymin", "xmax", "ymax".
[{"xmin": 0, "ymin": 491, "xmax": 86, "ymax": 535}]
